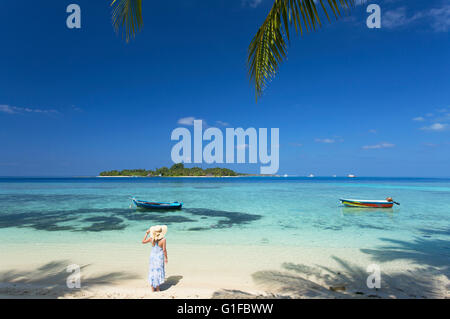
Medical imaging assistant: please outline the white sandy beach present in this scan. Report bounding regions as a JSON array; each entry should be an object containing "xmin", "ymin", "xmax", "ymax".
[{"xmin": 1, "ymin": 242, "xmax": 448, "ymax": 299}]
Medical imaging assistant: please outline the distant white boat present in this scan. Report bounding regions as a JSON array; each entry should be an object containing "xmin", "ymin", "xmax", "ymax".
[
  {"xmin": 347, "ymin": 174, "xmax": 356, "ymax": 178},
  {"xmin": 283, "ymin": 174, "xmax": 288, "ymax": 177},
  {"xmin": 308, "ymin": 174, "xmax": 315, "ymax": 178},
  {"xmin": 332, "ymin": 175, "xmax": 337, "ymax": 178}
]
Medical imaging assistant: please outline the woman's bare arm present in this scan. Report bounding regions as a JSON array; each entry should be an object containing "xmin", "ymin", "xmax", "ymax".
[
  {"xmin": 142, "ymin": 230, "xmax": 153, "ymax": 244},
  {"xmin": 163, "ymin": 239, "xmax": 168, "ymax": 263}
]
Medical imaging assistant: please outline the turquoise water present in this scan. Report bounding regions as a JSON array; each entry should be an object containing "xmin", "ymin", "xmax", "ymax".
[{"xmin": 0, "ymin": 177, "xmax": 449, "ymax": 257}]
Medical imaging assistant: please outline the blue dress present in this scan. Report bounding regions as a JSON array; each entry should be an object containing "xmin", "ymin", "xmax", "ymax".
[{"xmin": 148, "ymin": 240, "xmax": 165, "ymax": 288}]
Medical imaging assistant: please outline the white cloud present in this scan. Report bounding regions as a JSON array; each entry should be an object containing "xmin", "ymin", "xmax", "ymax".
[
  {"xmin": 362, "ymin": 143, "xmax": 395, "ymax": 150},
  {"xmin": 315, "ymin": 138, "xmax": 335, "ymax": 144},
  {"xmin": 420, "ymin": 123, "xmax": 448, "ymax": 131},
  {"xmin": 414, "ymin": 107, "xmax": 450, "ymax": 131},
  {"xmin": 177, "ymin": 117, "xmax": 230, "ymax": 128},
  {"xmin": 0, "ymin": 104, "xmax": 58, "ymax": 115},
  {"xmin": 71, "ymin": 106, "xmax": 83, "ymax": 112},
  {"xmin": 242, "ymin": 0, "xmax": 262, "ymax": 8},
  {"xmin": 383, "ymin": 7, "xmax": 420, "ymax": 29},
  {"xmin": 315, "ymin": 136, "xmax": 344, "ymax": 144},
  {"xmin": 383, "ymin": 4, "xmax": 450, "ymax": 32},
  {"xmin": 177, "ymin": 117, "xmax": 198, "ymax": 126},
  {"xmin": 215, "ymin": 120, "xmax": 229, "ymax": 127},
  {"xmin": 429, "ymin": 5, "xmax": 450, "ymax": 32},
  {"xmin": 0, "ymin": 105, "xmax": 15, "ymax": 114},
  {"xmin": 436, "ymin": 113, "xmax": 450, "ymax": 122}
]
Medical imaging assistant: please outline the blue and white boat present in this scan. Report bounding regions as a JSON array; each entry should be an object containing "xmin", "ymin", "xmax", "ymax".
[{"xmin": 131, "ymin": 197, "xmax": 183, "ymax": 210}]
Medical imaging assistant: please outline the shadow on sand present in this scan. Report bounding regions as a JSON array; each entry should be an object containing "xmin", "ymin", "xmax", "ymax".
[
  {"xmin": 0, "ymin": 260, "xmax": 139, "ymax": 298},
  {"xmin": 160, "ymin": 275, "xmax": 183, "ymax": 291},
  {"xmin": 361, "ymin": 228, "xmax": 450, "ymax": 278},
  {"xmin": 212, "ymin": 289, "xmax": 290, "ymax": 299},
  {"xmin": 216, "ymin": 227, "xmax": 449, "ymax": 299},
  {"xmin": 248, "ymin": 257, "xmax": 446, "ymax": 299}
]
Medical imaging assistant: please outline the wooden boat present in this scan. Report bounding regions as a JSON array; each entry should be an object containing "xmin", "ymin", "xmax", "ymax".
[
  {"xmin": 340, "ymin": 198, "xmax": 399, "ymax": 208},
  {"xmin": 132, "ymin": 198, "xmax": 183, "ymax": 210}
]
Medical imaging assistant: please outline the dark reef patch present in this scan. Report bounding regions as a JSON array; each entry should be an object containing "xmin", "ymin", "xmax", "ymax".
[
  {"xmin": 32, "ymin": 223, "xmax": 75, "ymax": 232},
  {"xmin": 0, "ymin": 211, "xmax": 79, "ymax": 232},
  {"xmin": 80, "ymin": 216, "xmax": 127, "ymax": 232},
  {"xmin": 0, "ymin": 208, "xmax": 129, "ymax": 233},
  {"xmin": 83, "ymin": 216, "xmax": 122, "ymax": 223},
  {"xmin": 117, "ymin": 211, "xmax": 165, "ymax": 221},
  {"xmin": 323, "ymin": 226, "xmax": 342, "ymax": 231},
  {"xmin": 150, "ymin": 216, "xmax": 196, "ymax": 223},
  {"xmin": 356, "ymin": 223, "xmax": 387, "ymax": 231},
  {"xmin": 184, "ymin": 208, "xmax": 262, "ymax": 229},
  {"xmin": 0, "ymin": 206, "xmax": 261, "ymax": 233},
  {"xmin": 418, "ymin": 227, "xmax": 450, "ymax": 237},
  {"xmin": 0, "ymin": 194, "xmax": 105, "ymax": 206},
  {"xmin": 116, "ymin": 211, "xmax": 196, "ymax": 224},
  {"xmin": 187, "ymin": 227, "xmax": 210, "ymax": 231}
]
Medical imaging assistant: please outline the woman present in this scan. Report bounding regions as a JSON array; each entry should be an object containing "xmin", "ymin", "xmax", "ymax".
[{"xmin": 142, "ymin": 225, "xmax": 168, "ymax": 292}]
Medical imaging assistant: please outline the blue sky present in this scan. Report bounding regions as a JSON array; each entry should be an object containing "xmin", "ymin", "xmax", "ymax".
[{"xmin": 1, "ymin": 0, "xmax": 449, "ymax": 177}]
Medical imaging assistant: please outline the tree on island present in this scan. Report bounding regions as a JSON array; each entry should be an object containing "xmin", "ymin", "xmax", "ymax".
[
  {"xmin": 99, "ymin": 163, "xmax": 240, "ymax": 177},
  {"xmin": 110, "ymin": 0, "xmax": 361, "ymax": 100}
]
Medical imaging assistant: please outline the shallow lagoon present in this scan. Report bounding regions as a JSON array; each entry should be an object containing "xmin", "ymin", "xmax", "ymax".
[
  {"xmin": 0, "ymin": 177, "xmax": 449, "ymax": 298},
  {"xmin": 1, "ymin": 177, "xmax": 449, "ymax": 249}
]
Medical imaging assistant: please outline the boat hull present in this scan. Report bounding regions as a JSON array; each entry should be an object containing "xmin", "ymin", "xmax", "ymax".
[
  {"xmin": 133, "ymin": 199, "xmax": 183, "ymax": 210},
  {"xmin": 340, "ymin": 199, "xmax": 394, "ymax": 208}
]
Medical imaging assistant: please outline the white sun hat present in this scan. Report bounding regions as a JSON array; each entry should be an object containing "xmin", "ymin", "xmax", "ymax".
[{"xmin": 150, "ymin": 225, "xmax": 168, "ymax": 240}]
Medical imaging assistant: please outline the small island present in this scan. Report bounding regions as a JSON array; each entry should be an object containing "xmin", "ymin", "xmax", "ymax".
[{"xmin": 99, "ymin": 163, "xmax": 244, "ymax": 177}]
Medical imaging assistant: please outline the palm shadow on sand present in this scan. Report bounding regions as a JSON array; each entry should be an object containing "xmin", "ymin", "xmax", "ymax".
[
  {"xmin": 249, "ymin": 257, "xmax": 446, "ymax": 299},
  {"xmin": 360, "ymin": 227, "xmax": 450, "ymax": 278},
  {"xmin": 214, "ymin": 227, "xmax": 449, "ymax": 299},
  {"xmin": 0, "ymin": 260, "xmax": 139, "ymax": 298},
  {"xmin": 160, "ymin": 275, "xmax": 183, "ymax": 291}
]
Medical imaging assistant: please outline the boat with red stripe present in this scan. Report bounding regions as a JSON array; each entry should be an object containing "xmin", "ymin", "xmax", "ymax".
[{"xmin": 340, "ymin": 197, "xmax": 400, "ymax": 208}]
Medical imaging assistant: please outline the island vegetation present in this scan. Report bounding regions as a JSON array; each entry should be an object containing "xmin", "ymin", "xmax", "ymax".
[{"xmin": 99, "ymin": 163, "xmax": 242, "ymax": 177}]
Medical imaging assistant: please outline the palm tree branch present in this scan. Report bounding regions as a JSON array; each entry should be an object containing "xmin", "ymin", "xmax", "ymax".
[
  {"xmin": 248, "ymin": 0, "xmax": 361, "ymax": 101},
  {"xmin": 111, "ymin": 0, "xmax": 143, "ymax": 43}
]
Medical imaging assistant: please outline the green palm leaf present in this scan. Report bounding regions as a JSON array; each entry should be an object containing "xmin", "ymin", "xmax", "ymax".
[
  {"xmin": 248, "ymin": 0, "xmax": 361, "ymax": 101},
  {"xmin": 111, "ymin": 0, "xmax": 143, "ymax": 43}
]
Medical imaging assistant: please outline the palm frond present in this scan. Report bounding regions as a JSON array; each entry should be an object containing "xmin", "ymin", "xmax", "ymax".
[
  {"xmin": 111, "ymin": 0, "xmax": 143, "ymax": 43},
  {"xmin": 248, "ymin": 0, "xmax": 362, "ymax": 101}
]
